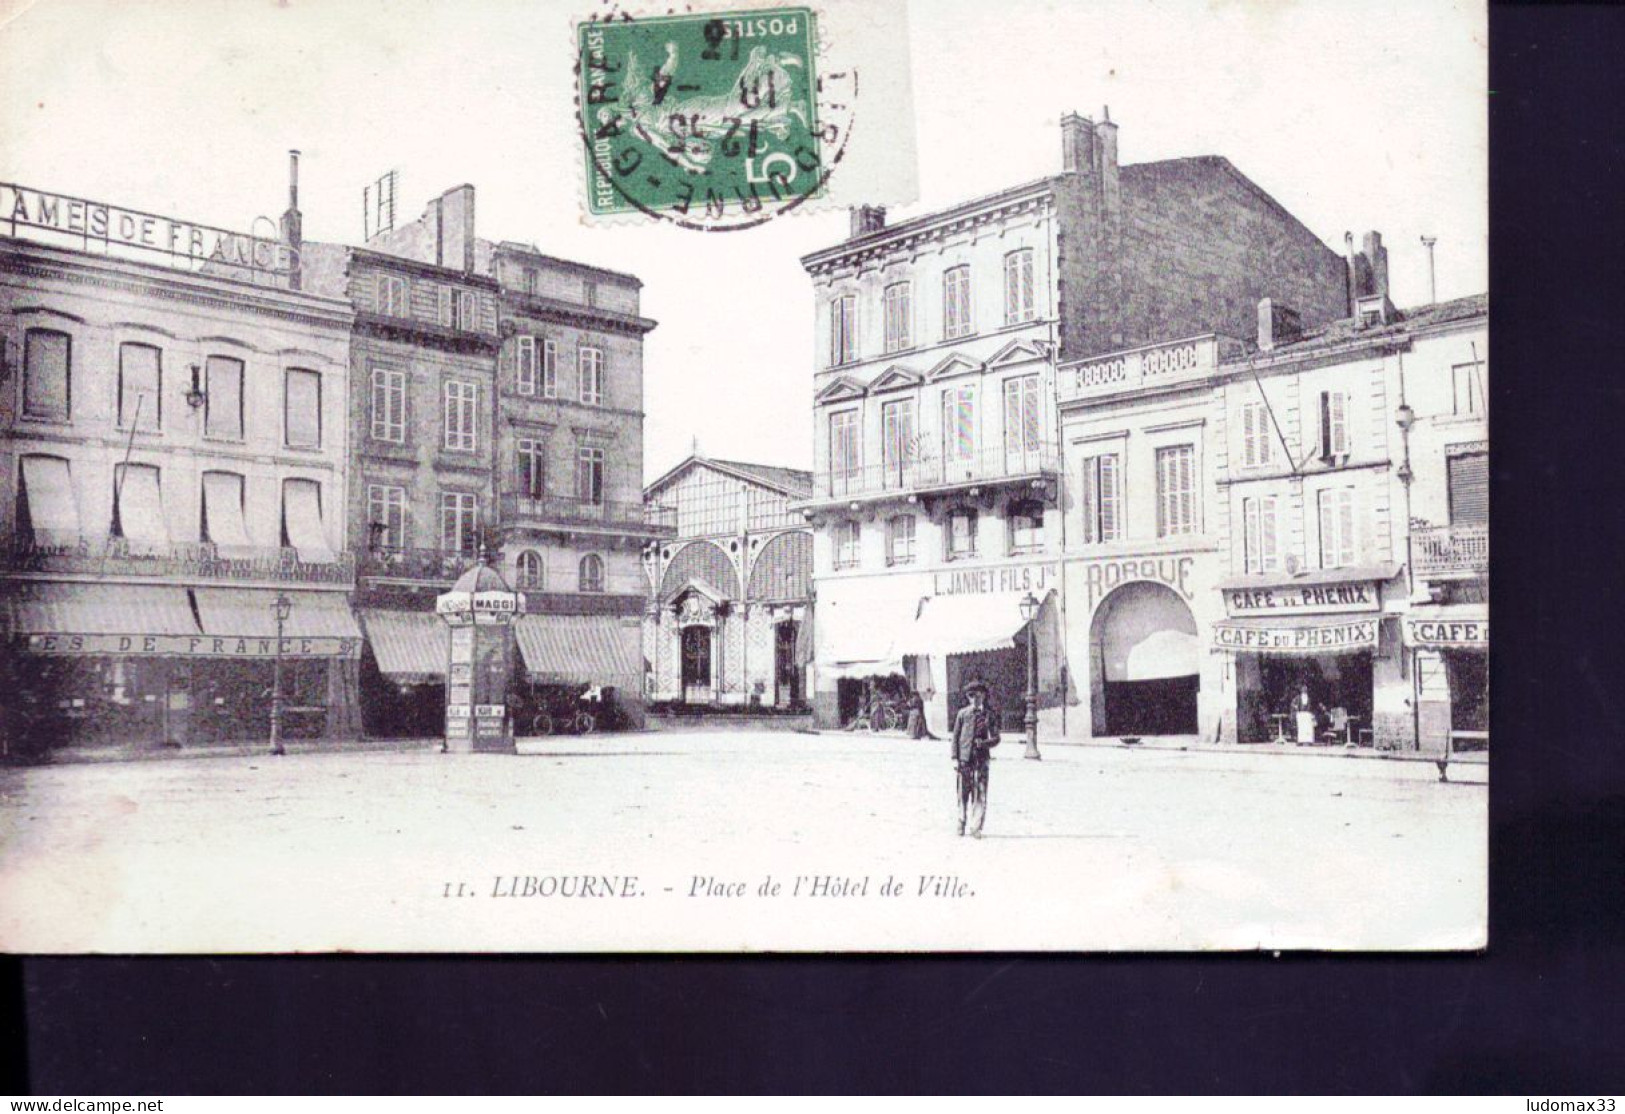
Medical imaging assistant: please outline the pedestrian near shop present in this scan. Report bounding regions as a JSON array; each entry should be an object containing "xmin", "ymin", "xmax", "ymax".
[
  {"xmin": 951, "ymin": 678, "xmax": 1000, "ymax": 837},
  {"xmin": 906, "ymin": 689, "xmax": 936, "ymax": 740}
]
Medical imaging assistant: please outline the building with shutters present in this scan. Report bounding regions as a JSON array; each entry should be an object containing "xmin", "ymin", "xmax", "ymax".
[
  {"xmin": 641, "ymin": 455, "xmax": 813, "ymax": 709},
  {"xmin": 313, "ymin": 185, "xmax": 668, "ymax": 734},
  {"xmin": 1202, "ymin": 256, "xmax": 1485, "ymax": 753},
  {"xmin": 0, "ymin": 173, "xmax": 361, "ymax": 754},
  {"xmin": 794, "ymin": 111, "xmax": 1351, "ymax": 734}
]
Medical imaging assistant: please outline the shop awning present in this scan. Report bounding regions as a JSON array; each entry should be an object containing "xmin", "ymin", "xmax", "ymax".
[
  {"xmin": 115, "ymin": 465, "xmax": 168, "ymax": 546},
  {"xmin": 202, "ymin": 471, "xmax": 252, "ymax": 548},
  {"xmin": 1404, "ymin": 605, "xmax": 1488, "ymax": 648},
  {"xmin": 1119, "ymin": 629, "xmax": 1202, "ymax": 682},
  {"xmin": 1217, "ymin": 563, "xmax": 1401, "ymax": 592},
  {"xmin": 193, "ymin": 588, "xmax": 361, "ymax": 641},
  {"xmin": 891, "ymin": 591, "xmax": 1053, "ymax": 658},
  {"xmin": 515, "ymin": 615, "xmax": 641, "ymax": 687},
  {"xmin": 21, "ymin": 455, "xmax": 81, "ymax": 539},
  {"xmin": 1212, "ymin": 614, "xmax": 1378, "ymax": 655},
  {"xmin": 358, "ymin": 609, "xmax": 447, "ymax": 683},
  {"xmin": 282, "ymin": 481, "xmax": 336, "ymax": 564},
  {"xmin": 816, "ymin": 594, "xmax": 920, "ymax": 676},
  {"xmin": 5, "ymin": 582, "xmax": 199, "ymax": 637}
]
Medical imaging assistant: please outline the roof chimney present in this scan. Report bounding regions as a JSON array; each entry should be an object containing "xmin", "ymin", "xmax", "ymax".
[
  {"xmin": 280, "ymin": 149, "xmax": 303, "ymax": 291},
  {"xmin": 1257, "ymin": 298, "xmax": 1302, "ymax": 351},
  {"xmin": 848, "ymin": 204, "xmax": 886, "ymax": 238},
  {"xmin": 1061, "ymin": 112, "xmax": 1096, "ymax": 175}
]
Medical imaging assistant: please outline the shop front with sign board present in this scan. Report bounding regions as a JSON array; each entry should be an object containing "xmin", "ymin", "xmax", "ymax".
[
  {"xmin": 1405, "ymin": 605, "xmax": 1489, "ymax": 757},
  {"xmin": 1212, "ymin": 565, "xmax": 1405, "ymax": 748}
]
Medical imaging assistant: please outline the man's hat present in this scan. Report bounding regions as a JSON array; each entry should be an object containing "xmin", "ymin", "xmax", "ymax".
[{"xmin": 962, "ymin": 678, "xmax": 989, "ymax": 696}]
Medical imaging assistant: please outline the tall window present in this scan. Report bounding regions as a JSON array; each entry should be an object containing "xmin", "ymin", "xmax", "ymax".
[
  {"xmin": 1241, "ymin": 400, "xmax": 1274, "ymax": 468},
  {"xmin": 583, "ymin": 280, "xmax": 598, "ymax": 307},
  {"xmin": 199, "ymin": 471, "xmax": 247, "ymax": 545},
  {"xmin": 1448, "ymin": 452, "xmax": 1488, "ymax": 524},
  {"xmin": 542, "ymin": 339, "xmax": 559, "ymax": 398},
  {"xmin": 439, "ymin": 492, "xmax": 478, "ymax": 554},
  {"xmin": 377, "ymin": 275, "xmax": 407, "ymax": 317},
  {"xmin": 1080, "ymin": 452, "xmax": 1121, "ymax": 545},
  {"xmin": 284, "ymin": 368, "xmax": 321, "ymax": 449},
  {"xmin": 1003, "ymin": 374, "xmax": 1041, "ymax": 467},
  {"xmin": 1242, "ymin": 495, "xmax": 1280, "ymax": 574},
  {"xmin": 833, "ymin": 520, "xmax": 861, "ymax": 569},
  {"xmin": 829, "ymin": 409, "xmax": 860, "ymax": 493},
  {"xmin": 21, "ymin": 329, "xmax": 71, "ymax": 422},
  {"xmin": 443, "ymin": 380, "xmax": 477, "ymax": 451},
  {"xmin": 1319, "ymin": 391, "xmax": 1349, "ymax": 459},
  {"xmin": 576, "ymin": 446, "xmax": 605, "ymax": 505},
  {"xmin": 523, "ymin": 267, "xmax": 538, "ymax": 296},
  {"xmin": 1156, "ymin": 444, "xmax": 1197, "ymax": 538},
  {"xmin": 367, "ymin": 484, "xmax": 407, "ymax": 551},
  {"xmin": 370, "ymin": 367, "xmax": 405, "ymax": 443},
  {"xmin": 1008, "ymin": 501, "xmax": 1044, "ymax": 554},
  {"xmin": 1318, "ymin": 487, "xmax": 1356, "ymax": 568},
  {"xmin": 516, "ymin": 336, "xmax": 538, "ymax": 395},
  {"xmin": 578, "ymin": 553, "xmax": 605, "ymax": 592},
  {"xmin": 517, "ymin": 438, "xmax": 546, "ymax": 498},
  {"xmin": 579, "ymin": 346, "xmax": 604, "ymax": 406},
  {"xmin": 829, "ymin": 294, "xmax": 856, "ymax": 366},
  {"xmin": 436, "ymin": 287, "xmax": 453, "ymax": 327},
  {"xmin": 118, "ymin": 343, "xmax": 161, "ymax": 432},
  {"xmin": 1452, "ymin": 361, "xmax": 1485, "ymax": 416},
  {"xmin": 1004, "ymin": 248, "xmax": 1035, "ymax": 325},
  {"xmin": 456, "ymin": 291, "xmax": 477, "ymax": 331},
  {"xmin": 885, "ymin": 514, "xmax": 916, "ymax": 566},
  {"xmin": 516, "ymin": 550, "xmax": 544, "ymax": 589},
  {"xmin": 880, "ymin": 398, "xmax": 915, "ymax": 487},
  {"xmin": 946, "ymin": 508, "xmax": 978, "ymax": 559},
  {"xmin": 883, "ymin": 282, "xmax": 912, "ymax": 353},
  {"xmin": 205, "ymin": 355, "xmax": 244, "ymax": 440},
  {"xmin": 942, "ymin": 385, "xmax": 976, "ymax": 465},
  {"xmin": 943, "ymin": 265, "xmax": 973, "ymax": 339}
]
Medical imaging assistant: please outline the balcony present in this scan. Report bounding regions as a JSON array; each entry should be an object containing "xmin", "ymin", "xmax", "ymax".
[
  {"xmin": 3, "ymin": 535, "xmax": 355, "ymax": 585},
  {"xmin": 499, "ymin": 493, "xmax": 676, "ymax": 537},
  {"xmin": 805, "ymin": 443, "xmax": 1061, "ymax": 508},
  {"xmin": 1412, "ymin": 522, "xmax": 1488, "ymax": 578},
  {"xmin": 358, "ymin": 547, "xmax": 477, "ymax": 584},
  {"xmin": 1057, "ymin": 335, "xmax": 1238, "ymax": 405}
]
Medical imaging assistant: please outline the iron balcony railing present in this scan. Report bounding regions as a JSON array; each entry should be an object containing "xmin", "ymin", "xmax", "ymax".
[
  {"xmin": 1411, "ymin": 522, "xmax": 1488, "ymax": 576},
  {"xmin": 3, "ymin": 534, "xmax": 355, "ymax": 585},
  {"xmin": 358, "ymin": 547, "xmax": 478, "ymax": 583},
  {"xmin": 812, "ymin": 443, "xmax": 1061, "ymax": 501},
  {"xmin": 499, "ymin": 492, "xmax": 676, "ymax": 533}
]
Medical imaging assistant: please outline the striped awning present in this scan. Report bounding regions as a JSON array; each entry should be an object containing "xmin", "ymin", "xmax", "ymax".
[
  {"xmin": 5, "ymin": 582, "xmax": 199, "ymax": 637},
  {"xmin": 357, "ymin": 609, "xmax": 447, "ymax": 683},
  {"xmin": 193, "ymin": 588, "xmax": 361, "ymax": 640},
  {"xmin": 515, "ymin": 615, "xmax": 640, "ymax": 687}
]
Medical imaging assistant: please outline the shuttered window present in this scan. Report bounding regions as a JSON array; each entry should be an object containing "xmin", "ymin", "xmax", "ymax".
[
  {"xmin": 1003, "ymin": 375, "xmax": 1041, "ymax": 458},
  {"xmin": 1156, "ymin": 445, "xmax": 1197, "ymax": 537},
  {"xmin": 517, "ymin": 439, "xmax": 546, "ymax": 498},
  {"xmin": 883, "ymin": 282, "xmax": 912, "ymax": 353},
  {"xmin": 829, "ymin": 410, "xmax": 860, "ymax": 492},
  {"xmin": 1004, "ymin": 249, "xmax": 1034, "ymax": 325},
  {"xmin": 1320, "ymin": 391, "xmax": 1349, "ymax": 458},
  {"xmin": 1080, "ymin": 453, "xmax": 1121, "ymax": 544},
  {"xmin": 1317, "ymin": 487, "xmax": 1357, "ymax": 568},
  {"xmin": 370, "ymin": 368, "xmax": 405, "ymax": 443},
  {"xmin": 943, "ymin": 266, "xmax": 973, "ymax": 339},
  {"xmin": 377, "ymin": 275, "xmax": 408, "ymax": 318},
  {"xmin": 517, "ymin": 336, "xmax": 537, "ymax": 395},
  {"xmin": 942, "ymin": 385, "xmax": 976, "ymax": 463},
  {"xmin": 829, "ymin": 294, "xmax": 856, "ymax": 366},
  {"xmin": 885, "ymin": 514, "xmax": 916, "ymax": 566},
  {"xmin": 1448, "ymin": 452, "xmax": 1488, "ymax": 524},
  {"xmin": 881, "ymin": 398, "xmax": 915, "ymax": 486},
  {"xmin": 1241, "ymin": 400, "xmax": 1273, "ymax": 467},
  {"xmin": 1243, "ymin": 495, "xmax": 1280, "ymax": 573},
  {"xmin": 366, "ymin": 484, "xmax": 407, "ymax": 551},
  {"xmin": 443, "ymin": 380, "xmax": 477, "ymax": 451},
  {"xmin": 542, "ymin": 339, "xmax": 559, "ymax": 398}
]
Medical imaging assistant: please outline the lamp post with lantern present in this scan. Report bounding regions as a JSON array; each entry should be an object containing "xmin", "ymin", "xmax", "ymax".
[
  {"xmin": 269, "ymin": 591, "xmax": 292, "ymax": 756},
  {"xmin": 1019, "ymin": 591, "xmax": 1041, "ymax": 760}
]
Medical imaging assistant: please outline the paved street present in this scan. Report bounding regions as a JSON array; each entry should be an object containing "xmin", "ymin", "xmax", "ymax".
[{"xmin": 0, "ymin": 732, "xmax": 1485, "ymax": 953}]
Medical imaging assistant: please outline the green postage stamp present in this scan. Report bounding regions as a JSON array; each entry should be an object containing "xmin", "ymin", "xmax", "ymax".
[{"xmin": 577, "ymin": 7, "xmax": 835, "ymax": 228}]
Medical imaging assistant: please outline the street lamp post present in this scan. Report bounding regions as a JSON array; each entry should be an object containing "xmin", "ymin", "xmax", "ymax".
[
  {"xmin": 269, "ymin": 592, "xmax": 292, "ymax": 756},
  {"xmin": 1019, "ymin": 591, "xmax": 1041, "ymax": 760}
]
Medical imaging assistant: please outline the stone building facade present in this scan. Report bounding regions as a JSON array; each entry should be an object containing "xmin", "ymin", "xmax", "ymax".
[
  {"xmin": 795, "ymin": 111, "xmax": 1350, "ymax": 732},
  {"xmin": 642, "ymin": 456, "xmax": 812, "ymax": 709},
  {"xmin": 0, "ymin": 179, "xmax": 359, "ymax": 753}
]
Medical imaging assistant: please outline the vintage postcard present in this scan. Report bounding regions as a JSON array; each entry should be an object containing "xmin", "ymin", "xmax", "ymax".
[{"xmin": 0, "ymin": 0, "xmax": 1486, "ymax": 953}]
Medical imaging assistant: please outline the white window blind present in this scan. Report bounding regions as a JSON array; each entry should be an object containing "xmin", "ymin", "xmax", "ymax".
[
  {"xmin": 114, "ymin": 464, "xmax": 168, "ymax": 546},
  {"xmin": 282, "ymin": 479, "xmax": 334, "ymax": 563},
  {"xmin": 20, "ymin": 455, "xmax": 80, "ymax": 537},
  {"xmin": 202, "ymin": 472, "xmax": 251, "ymax": 548}
]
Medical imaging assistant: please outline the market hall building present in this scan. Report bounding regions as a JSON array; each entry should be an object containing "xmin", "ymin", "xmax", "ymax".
[
  {"xmin": 641, "ymin": 454, "xmax": 812, "ymax": 709},
  {"xmin": 0, "ymin": 175, "xmax": 361, "ymax": 753},
  {"xmin": 795, "ymin": 110, "xmax": 1349, "ymax": 735}
]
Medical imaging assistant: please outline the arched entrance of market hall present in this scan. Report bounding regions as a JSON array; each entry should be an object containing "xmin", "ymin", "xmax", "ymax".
[{"xmin": 1089, "ymin": 580, "xmax": 1201, "ymax": 738}]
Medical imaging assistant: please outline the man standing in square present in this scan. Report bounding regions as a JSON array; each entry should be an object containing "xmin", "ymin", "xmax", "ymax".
[{"xmin": 952, "ymin": 678, "xmax": 1000, "ymax": 837}]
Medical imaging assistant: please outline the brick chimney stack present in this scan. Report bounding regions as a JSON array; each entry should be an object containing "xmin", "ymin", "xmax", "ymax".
[
  {"xmin": 1257, "ymin": 298, "xmax": 1302, "ymax": 351},
  {"xmin": 1061, "ymin": 111, "xmax": 1096, "ymax": 174},
  {"xmin": 848, "ymin": 204, "xmax": 887, "ymax": 238},
  {"xmin": 280, "ymin": 149, "xmax": 303, "ymax": 291}
]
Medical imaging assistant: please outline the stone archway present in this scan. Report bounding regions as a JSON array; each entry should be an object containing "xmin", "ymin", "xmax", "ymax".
[{"xmin": 1088, "ymin": 580, "xmax": 1200, "ymax": 737}]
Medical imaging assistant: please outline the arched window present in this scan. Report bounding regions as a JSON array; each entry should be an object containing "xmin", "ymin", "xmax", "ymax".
[
  {"xmin": 516, "ymin": 550, "xmax": 544, "ymax": 589},
  {"xmin": 578, "ymin": 553, "xmax": 605, "ymax": 593},
  {"xmin": 1008, "ymin": 500, "xmax": 1045, "ymax": 554}
]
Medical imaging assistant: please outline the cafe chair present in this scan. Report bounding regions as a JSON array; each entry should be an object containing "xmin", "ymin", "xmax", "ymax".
[{"xmin": 1321, "ymin": 706, "xmax": 1353, "ymax": 747}]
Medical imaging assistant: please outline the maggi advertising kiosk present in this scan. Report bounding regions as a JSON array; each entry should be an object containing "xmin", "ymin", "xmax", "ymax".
[{"xmin": 435, "ymin": 555, "xmax": 526, "ymax": 754}]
